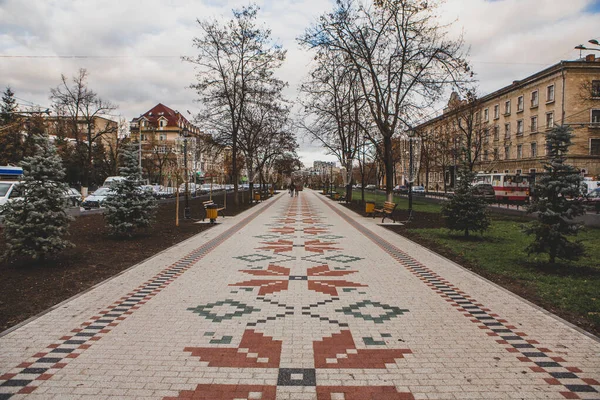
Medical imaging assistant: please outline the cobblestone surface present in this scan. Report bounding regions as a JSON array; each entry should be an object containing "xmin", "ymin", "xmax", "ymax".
[{"xmin": 1, "ymin": 190, "xmax": 599, "ymax": 399}]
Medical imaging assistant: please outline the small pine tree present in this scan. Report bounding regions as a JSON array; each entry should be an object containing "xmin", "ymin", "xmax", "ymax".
[
  {"xmin": 524, "ymin": 125, "xmax": 585, "ymax": 263},
  {"xmin": 103, "ymin": 144, "xmax": 157, "ymax": 236},
  {"xmin": 1, "ymin": 134, "xmax": 73, "ymax": 261},
  {"xmin": 441, "ymin": 166, "xmax": 490, "ymax": 237}
]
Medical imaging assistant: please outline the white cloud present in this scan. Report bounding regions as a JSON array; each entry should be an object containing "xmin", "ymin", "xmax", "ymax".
[{"xmin": 1, "ymin": 0, "xmax": 598, "ymax": 166}]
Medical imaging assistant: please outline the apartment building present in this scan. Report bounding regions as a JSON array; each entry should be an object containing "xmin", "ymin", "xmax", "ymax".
[
  {"xmin": 130, "ymin": 103, "xmax": 232, "ymax": 185},
  {"xmin": 412, "ymin": 55, "xmax": 600, "ymax": 189},
  {"xmin": 45, "ymin": 115, "xmax": 119, "ymax": 146}
]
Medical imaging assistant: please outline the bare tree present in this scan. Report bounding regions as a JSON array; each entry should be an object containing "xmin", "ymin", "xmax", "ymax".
[
  {"xmin": 299, "ymin": 48, "xmax": 368, "ymax": 202},
  {"xmin": 50, "ymin": 68, "xmax": 118, "ymax": 188},
  {"xmin": 238, "ymin": 83, "xmax": 290, "ymax": 201},
  {"xmin": 184, "ymin": 4, "xmax": 286, "ymax": 206},
  {"xmin": 450, "ymin": 91, "xmax": 486, "ymax": 172},
  {"xmin": 300, "ymin": 0, "xmax": 471, "ymax": 201}
]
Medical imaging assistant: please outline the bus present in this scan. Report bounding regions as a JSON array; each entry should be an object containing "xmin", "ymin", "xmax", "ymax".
[{"xmin": 475, "ymin": 173, "xmax": 531, "ymax": 203}]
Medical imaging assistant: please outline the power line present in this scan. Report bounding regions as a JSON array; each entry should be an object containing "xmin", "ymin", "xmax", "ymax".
[{"xmin": 0, "ymin": 55, "xmax": 183, "ymax": 59}]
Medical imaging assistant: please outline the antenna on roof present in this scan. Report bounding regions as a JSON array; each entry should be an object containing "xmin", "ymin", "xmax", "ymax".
[{"xmin": 187, "ymin": 110, "xmax": 191, "ymax": 115}]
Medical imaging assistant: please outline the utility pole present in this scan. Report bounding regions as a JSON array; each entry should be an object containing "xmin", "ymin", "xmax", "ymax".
[{"xmin": 183, "ymin": 135, "xmax": 190, "ymax": 220}]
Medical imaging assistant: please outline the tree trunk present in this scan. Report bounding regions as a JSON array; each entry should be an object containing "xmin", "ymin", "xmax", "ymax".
[
  {"xmin": 384, "ymin": 135, "xmax": 393, "ymax": 202},
  {"xmin": 232, "ymin": 134, "xmax": 239, "ymax": 207}
]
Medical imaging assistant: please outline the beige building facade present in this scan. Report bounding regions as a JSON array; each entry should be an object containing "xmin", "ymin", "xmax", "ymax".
[{"xmin": 413, "ymin": 55, "xmax": 600, "ymax": 189}]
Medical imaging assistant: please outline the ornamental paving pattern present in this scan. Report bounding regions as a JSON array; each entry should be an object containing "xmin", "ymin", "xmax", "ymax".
[{"xmin": 1, "ymin": 190, "xmax": 599, "ymax": 400}]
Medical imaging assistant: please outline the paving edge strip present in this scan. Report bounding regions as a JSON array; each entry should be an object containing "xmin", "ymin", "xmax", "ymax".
[
  {"xmin": 0, "ymin": 195, "xmax": 282, "ymax": 397},
  {"xmin": 314, "ymin": 192, "xmax": 599, "ymax": 400}
]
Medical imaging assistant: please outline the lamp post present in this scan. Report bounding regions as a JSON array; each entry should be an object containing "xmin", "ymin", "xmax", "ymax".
[
  {"xmin": 182, "ymin": 126, "xmax": 190, "ymax": 220},
  {"xmin": 330, "ymin": 162, "xmax": 334, "ymax": 196},
  {"xmin": 401, "ymin": 132, "xmax": 421, "ymax": 213},
  {"xmin": 362, "ymin": 136, "xmax": 368, "ymax": 204},
  {"xmin": 138, "ymin": 118, "xmax": 143, "ymax": 170},
  {"xmin": 575, "ymin": 39, "xmax": 600, "ymax": 57}
]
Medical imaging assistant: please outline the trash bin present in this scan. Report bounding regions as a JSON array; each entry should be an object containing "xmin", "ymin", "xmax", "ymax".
[
  {"xmin": 322, "ymin": 189, "xmax": 328, "ymax": 195},
  {"xmin": 254, "ymin": 193, "xmax": 261, "ymax": 202},
  {"xmin": 333, "ymin": 192, "xmax": 340, "ymax": 200},
  {"xmin": 206, "ymin": 204, "xmax": 219, "ymax": 223},
  {"xmin": 365, "ymin": 201, "xmax": 375, "ymax": 216}
]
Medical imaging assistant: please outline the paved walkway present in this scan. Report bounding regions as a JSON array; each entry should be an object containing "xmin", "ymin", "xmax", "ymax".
[{"xmin": 1, "ymin": 190, "xmax": 599, "ymax": 400}]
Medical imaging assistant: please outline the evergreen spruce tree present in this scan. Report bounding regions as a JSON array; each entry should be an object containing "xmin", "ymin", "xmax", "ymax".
[
  {"xmin": 103, "ymin": 144, "xmax": 157, "ymax": 236},
  {"xmin": 441, "ymin": 166, "xmax": 490, "ymax": 237},
  {"xmin": 1, "ymin": 134, "xmax": 72, "ymax": 261},
  {"xmin": 0, "ymin": 87, "xmax": 24, "ymax": 165},
  {"xmin": 524, "ymin": 125, "xmax": 585, "ymax": 263}
]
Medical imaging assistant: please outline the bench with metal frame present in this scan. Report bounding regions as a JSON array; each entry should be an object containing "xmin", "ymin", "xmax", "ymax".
[{"xmin": 373, "ymin": 201, "xmax": 398, "ymax": 223}]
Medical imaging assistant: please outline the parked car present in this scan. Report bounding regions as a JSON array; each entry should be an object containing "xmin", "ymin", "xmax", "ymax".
[
  {"xmin": 81, "ymin": 187, "xmax": 114, "ymax": 210},
  {"xmin": 411, "ymin": 185, "xmax": 426, "ymax": 194},
  {"xmin": 0, "ymin": 181, "xmax": 23, "ymax": 208},
  {"xmin": 472, "ymin": 183, "xmax": 496, "ymax": 202},
  {"xmin": 64, "ymin": 188, "xmax": 82, "ymax": 207},
  {"xmin": 583, "ymin": 187, "xmax": 600, "ymax": 213},
  {"xmin": 365, "ymin": 184, "xmax": 377, "ymax": 191},
  {"xmin": 103, "ymin": 176, "xmax": 126, "ymax": 187},
  {"xmin": 393, "ymin": 185, "xmax": 408, "ymax": 194},
  {"xmin": 156, "ymin": 186, "xmax": 176, "ymax": 198}
]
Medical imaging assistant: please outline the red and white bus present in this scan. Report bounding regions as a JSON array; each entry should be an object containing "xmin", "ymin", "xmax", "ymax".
[{"xmin": 475, "ymin": 173, "xmax": 531, "ymax": 203}]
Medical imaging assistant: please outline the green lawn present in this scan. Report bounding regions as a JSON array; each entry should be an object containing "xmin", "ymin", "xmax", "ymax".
[
  {"xmin": 409, "ymin": 218, "xmax": 600, "ymax": 334},
  {"xmin": 335, "ymin": 189, "xmax": 442, "ymax": 213}
]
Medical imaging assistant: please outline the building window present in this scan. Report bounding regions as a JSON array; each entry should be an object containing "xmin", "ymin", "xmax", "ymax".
[
  {"xmin": 517, "ymin": 120, "xmax": 524, "ymax": 135},
  {"xmin": 475, "ymin": 112, "xmax": 480, "ymax": 123},
  {"xmin": 531, "ymin": 142, "xmax": 537, "ymax": 158},
  {"xmin": 547, "ymin": 84, "xmax": 555, "ymax": 103},
  {"xmin": 592, "ymin": 109, "xmax": 600, "ymax": 125},
  {"xmin": 517, "ymin": 95, "xmax": 524, "ymax": 112},
  {"xmin": 504, "ymin": 146, "xmax": 510, "ymax": 160},
  {"xmin": 531, "ymin": 116, "xmax": 538, "ymax": 133},
  {"xmin": 159, "ymin": 134, "xmax": 167, "ymax": 141},
  {"xmin": 494, "ymin": 104, "xmax": 499, "ymax": 119},
  {"xmin": 546, "ymin": 112, "xmax": 554, "ymax": 129},
  {"xmin": 517, "ymin": 144, "xmax": 522, "ymax": 159},
  {"xmin": 493, "ymin": 126, "xmax": 499, "ymax": 141},
  {"xmin": 531, "ymin": 90, "xmax": 538, "ymax": 107},
  {"xmin": 493, "ymin": 148, "xmax": 499, "ymax": 160},
  {"xmin": 159, "ymin": 119, "xmax": 167, "ymax": 127},
  {"xmin": 484, "ymin": 150, "xmax": 489, "ymax": 161},
  {"xmin": 504, "ymin": 100, "xmax": 511, "ymax": 115},
  {"xmin": 484, "ymin": 108, "xmax": 489, "ymax": 122},
  {"xmin": 484, "ymin": 128, "xmax": 489, "ymax": 143},
  {"xmin": 591, "ymin": 138, "xmax": 600, "ymax": 156},
  {"xmin": 504, "ymin": 123, "xmax": 511, "ymax": 139},
  {"xmin": 592, "ymin": 80, "xmax": 600, "ymax": 98},
  {"xmin": 140, "ymin": 134, "xmax": 148, "ymax": 141}
]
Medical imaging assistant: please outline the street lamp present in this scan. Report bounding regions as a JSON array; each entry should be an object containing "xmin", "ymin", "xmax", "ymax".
[
  {"xmin": 575, "ymin": 39, "xmax": 600, "ymax": 57},
  {"xmin": 400, "ymin": 133, "xmax": 421, "ymax": 213},
  {"xmin": 182, "ymin": 126, "xmax": 191, "ymax": 220}
]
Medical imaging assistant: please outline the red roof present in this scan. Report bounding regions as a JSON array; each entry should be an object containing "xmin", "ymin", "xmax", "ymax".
[{"xmin": 133, "ymin": 103, "xmax": 198, "ymax": 132}]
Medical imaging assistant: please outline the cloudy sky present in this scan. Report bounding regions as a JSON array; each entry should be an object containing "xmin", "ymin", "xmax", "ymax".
[{"xmin": 1, "ymin": 0, "xmax": 599, "ymax": 167}]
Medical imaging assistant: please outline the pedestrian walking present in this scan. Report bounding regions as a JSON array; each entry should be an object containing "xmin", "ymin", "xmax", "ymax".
[
  {"xmin": 294, "ymin": 184, "xmax": 299, "ymax": 197},
  {"xmin": 289, "ymin": 182, "xmax": 294, "ymax": 197}
]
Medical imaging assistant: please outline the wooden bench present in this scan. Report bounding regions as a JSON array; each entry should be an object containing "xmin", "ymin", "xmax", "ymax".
[
  {"xmin": 373, "ymin": 201, "xmax": 398, "ymax": 223},
  {"xmin": 202, "ymin": 200, "xmax": 225, "ymax": 222}
]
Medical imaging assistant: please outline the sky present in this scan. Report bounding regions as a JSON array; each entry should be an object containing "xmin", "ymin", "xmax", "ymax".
[{"xmin": 1, "ymin": 0, "xmax": 599, "ymax": 168}]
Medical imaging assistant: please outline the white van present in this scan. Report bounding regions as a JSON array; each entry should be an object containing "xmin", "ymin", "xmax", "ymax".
[
  {"xmin": 0, "ymin": 181, "xmax": 24, "ymax": 208},
  {"xmin": 103, "ymin": 176, "xmax": 126, "ymax": 187}
]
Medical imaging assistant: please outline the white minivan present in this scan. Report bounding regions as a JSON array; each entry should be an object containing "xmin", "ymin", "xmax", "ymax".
[{"xmin": 0, "ymin": 181, "xmax": 24, "ymax": 208}]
